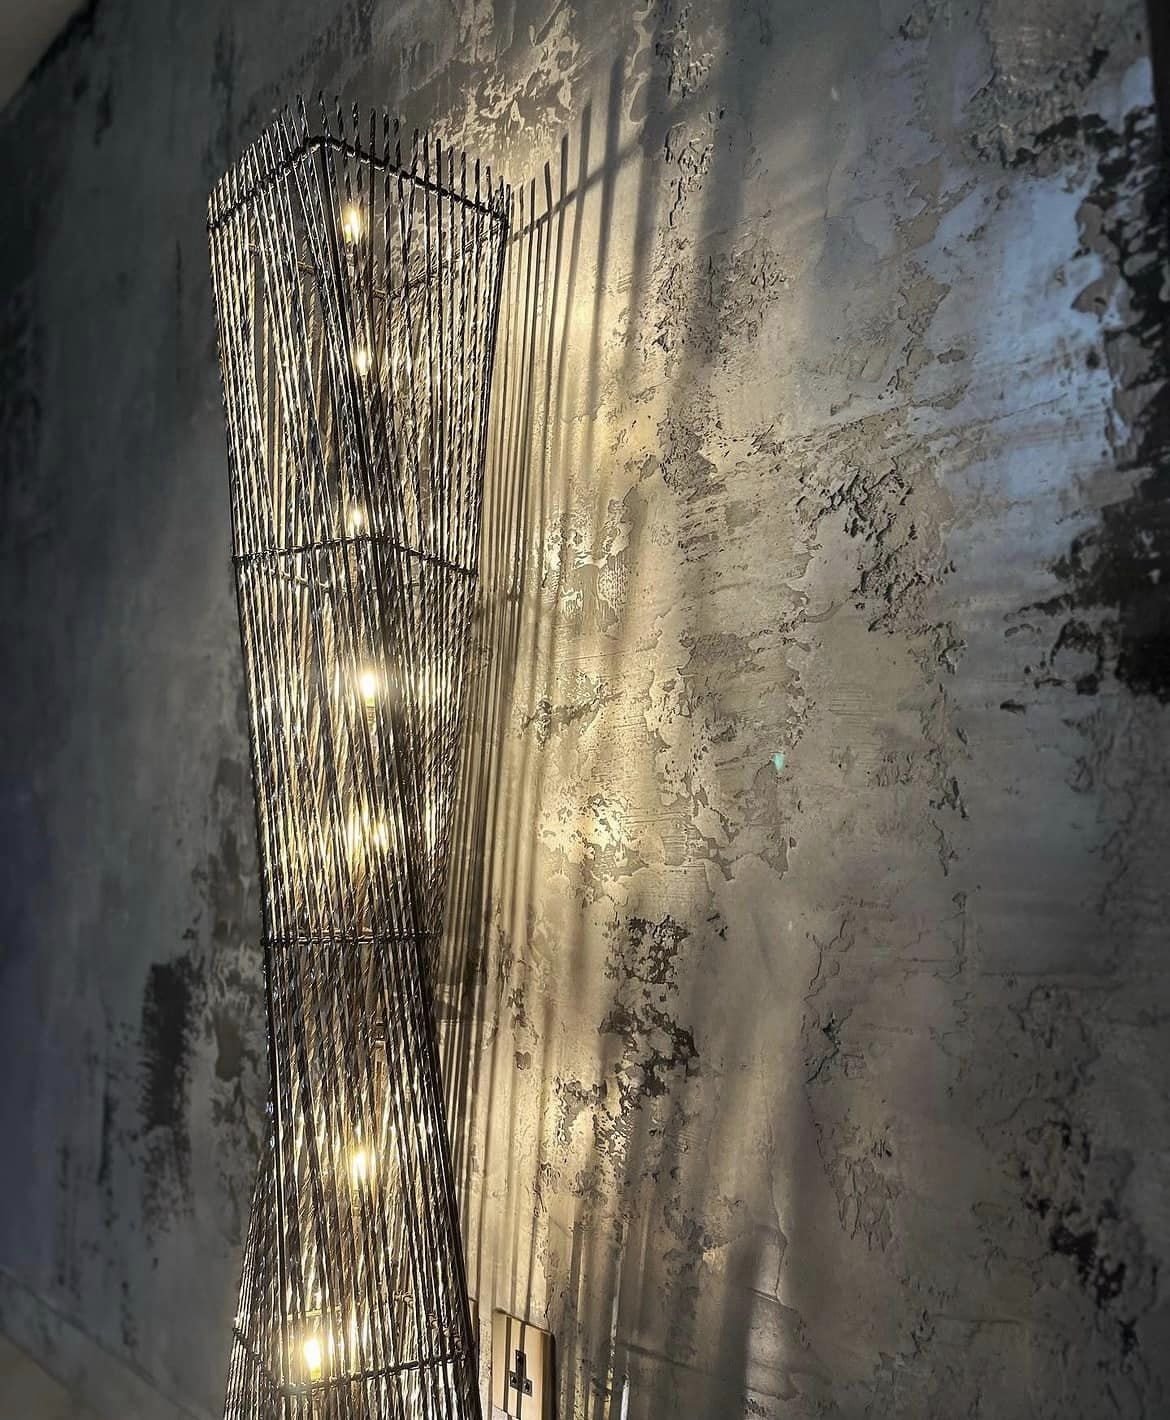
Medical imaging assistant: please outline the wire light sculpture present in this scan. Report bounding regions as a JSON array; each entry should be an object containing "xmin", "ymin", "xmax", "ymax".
[{"xmin": 207, "ymin": 99, "xmax": 509, "ymax": 1420}]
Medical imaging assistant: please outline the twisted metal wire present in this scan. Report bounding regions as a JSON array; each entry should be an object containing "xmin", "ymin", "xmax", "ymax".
[{"xmin": 207, "ymin": 97, "xmax": 509, "ymax": 1420}]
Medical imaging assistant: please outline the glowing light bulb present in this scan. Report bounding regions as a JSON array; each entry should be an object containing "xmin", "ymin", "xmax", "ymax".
[
  {"xmin": 350, "ymin": 1147, "xmax": 372, "ymax": 1186},
  {"xmin": 303, "ymin": 1335, "xmax": 323, "ymax": 1381},
  {"xmin": 347, "ymin": 504, "xmax": 365, "ymax": 534},
  {"xmin": 341, "ymin": 204, "xmax": 363, "ymax": 243},
  {"xmin": 358, "ymin": 668, "xmax": 379, "ymax": 704},
  {"xmin": 353, "ymin": 345, "xmax": 371, "ymax": 377}
]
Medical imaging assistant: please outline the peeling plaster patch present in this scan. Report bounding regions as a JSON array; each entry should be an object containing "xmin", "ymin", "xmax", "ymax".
[
  {"xmin": 978, "ymin": 982, "xmax": 1163, "ymax": 1404},
  {"xmin": 657, "ymin": 397, "xmax": 723, "ymax": 507},
  {"xmin": 898, "ymin": 157, "xmax": 973, "ymax": 255},
  {"xmin": 421, "ymin": 0, "xmax": 582, "ymax": 158},
  {"xmin": 551, "ymin": 490, "xmax": 641, "ymax": 636},
  {"xmin": 537, "ymin": 787, "xmax": 649, "ymax": 904},
  {"xmin": 657, "ymin": 1195, "xmax": 722, "ymax": 1359},
  {"xmin": 781, "ymin": 412, "xmax": 958, "ymax": 638},
  {"xmin": 772, "ymin": 393, "xmax": 970, "ymax": 878},
  {"xmin": 654, "ymin": 235, "xmax": 787, "ymax": 367},
  {"xmin": 599, "ymin": 914, "xmax": 698, "ymax": 1114},
  {"xmin": 524, "ymin": 669, "xmax": 613, "ymax": 747},
  {"xmin": 959, "ymin": 0, "xmax": 1142, "ymax": 168},
  {"xmin": 632, "ymin": 28, "xmax": 796, "ymax": 387},
  {"xmin": 1003, "ymin": 104, "xmax": 1169, "ymax": 705},
  {"xmin": 1017, "ymin": 1115, "xmax": 1154, "ymax": 1330},
  {"xmin": 605, "ymin": 911, "xmax": 689, "ymax": 990},
  {"xmin": 652, "ymin": 1, "xmax": 718, "ymax": 99},
  {"xmin": 663, "ymin": 119, "xmax": 714, "ymax": 230},
  {"xmin": 825, "ymin": 1128, "xmax": 900, "ymax": 1252},
  {"xmin": 549, "ymin": 915, "xmax": 701, "ymax": 1193},
  {"xmin": 887, "ymin": 270, "xmax": 952, "ymax": 393},
  {"xmin": 803, "ymin": 915, "xmax": 863, "ymax": 1087},
  {"xmin": 1052, "ymin": 106, "xmax": 1169, "ymax": 701},
  {"xmin": 642, "ymin": 618, "xmax": 799, "ymax": 876},
  {"xmin": 556, "ymin": 1077, "xmax": 607, "ymax": 1146}
]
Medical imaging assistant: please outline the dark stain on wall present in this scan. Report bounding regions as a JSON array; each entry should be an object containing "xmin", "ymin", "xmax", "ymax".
[
  {"xmin": 1007, "ymin": 106, "xmax": 1170, "ymax": 701},
  {"xmin": 1146, "ymin": 0, "xmax": 1170, "ymax": 153},
  {"xmin": 140, "ymin": 954, "xmax": 197, "ymax": 1132},
  {"xmin": 1053, "ymin": 107, "xmax": 1170, "ymax": 701},
  {"xmin": 139, "ymin": 950, "xmax": 198, "ymax": 1221},
  {"xmin": 0, "ymin": 282, "xmax": 44, "ymax": 557},
  {"xmin": 213, "ymin": 1008, "xmax": 245, "ymax": 1082},
  {"xmin": 1006, "ymin": 985, "xmax": 1159, "ymax": 1380},
  {"xmin": 599, "ymin": 914, "xmax": 698, "ymax": 1114},
  {"xmin": 96, "ymin": 1073, "xmax": 115, "ymax": 1188}
]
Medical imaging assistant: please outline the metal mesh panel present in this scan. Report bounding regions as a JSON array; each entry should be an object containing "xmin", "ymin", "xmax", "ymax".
[{"xmin": 207, "ymin": 98, "xmax": 509, "ymax": 1420}]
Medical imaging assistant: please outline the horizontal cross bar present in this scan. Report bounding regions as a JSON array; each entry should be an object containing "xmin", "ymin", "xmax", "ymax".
[
  {"xmin": 234, "ymin": 534, "xmax": 478, "ymax": 581},
  {"xmin": 209, "ymin": 134, "xmax": 509, "ymax": 233}
]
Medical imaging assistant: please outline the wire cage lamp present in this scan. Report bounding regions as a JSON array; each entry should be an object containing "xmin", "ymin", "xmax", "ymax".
[{"xmin": 207, "ymin": 99, "xmax": 509, "ymax": 1420}]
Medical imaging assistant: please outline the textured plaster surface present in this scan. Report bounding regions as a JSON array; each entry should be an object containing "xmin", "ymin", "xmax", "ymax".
[{"xmin": 1, "ymin": 2, "xmax": 1168, "ymax": 1418}]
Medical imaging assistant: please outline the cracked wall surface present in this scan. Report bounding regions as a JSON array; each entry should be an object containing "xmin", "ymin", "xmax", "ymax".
[{"xmin": 0, "ymin": 2, "xmax": 1168, "ymax": 1418}]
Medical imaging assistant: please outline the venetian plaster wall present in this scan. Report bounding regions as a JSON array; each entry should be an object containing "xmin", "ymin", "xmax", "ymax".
[{"xmin": 1, "ymin": 2, "xmax": 1168, "ymax": 1417}]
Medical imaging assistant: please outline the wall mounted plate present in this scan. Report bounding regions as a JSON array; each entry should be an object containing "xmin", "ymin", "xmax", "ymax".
[{"xmin": 491, "ymin": 1311, "xmax": 553, "ymax": 1419}]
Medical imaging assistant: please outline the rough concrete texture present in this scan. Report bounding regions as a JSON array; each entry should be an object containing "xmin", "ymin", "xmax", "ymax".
[{"xmin": 1, "ymin": 1, "xmax": 1168, "ymax": 1418}]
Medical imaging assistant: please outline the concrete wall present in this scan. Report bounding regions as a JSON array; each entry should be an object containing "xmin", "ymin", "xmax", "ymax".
[
  {"xmin": 0, "ymin": 1333, "xmax": 103, "ymax": 1420},
  {"xmin": 1, "ymin": 1, "xmax": 1167, "ymax": 1417}
]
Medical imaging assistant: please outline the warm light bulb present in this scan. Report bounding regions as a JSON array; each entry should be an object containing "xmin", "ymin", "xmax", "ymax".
[
  {"xmin": 341, "ymin": 204, "xmax": 363, "ymax": 243},
  {"xmin": 358, "ymin": 669, "xmax": 379, "ymax": 704},
  {"xmin": 348, "ymin": 504, "xmax": 365, "ymax": 534},
  {"xmin": 354, "ymin": 345, "xmax": 371, "ymax": 376},
  {"xmin": 350, "ymin": 1147, "xmax": 372, "ymax": 1185},
  {"xmin": 303, "ymin": 1335, "xmax": 323, "ymax": 1381}
]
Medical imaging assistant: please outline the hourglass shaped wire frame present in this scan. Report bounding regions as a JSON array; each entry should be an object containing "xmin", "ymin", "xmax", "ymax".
[{"xmin": 207, "ymin": 99, "xmax": 509, "ymax": 1420}]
